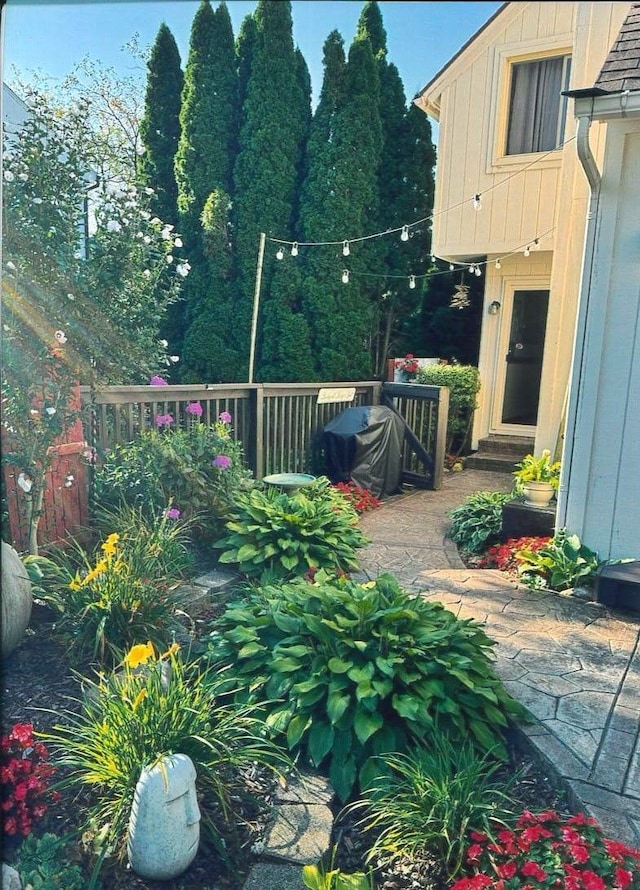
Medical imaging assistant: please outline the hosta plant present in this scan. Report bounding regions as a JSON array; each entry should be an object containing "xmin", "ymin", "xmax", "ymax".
[
  {"xmin": 451, "ymin": 809, "xmax": 640, "ymax": 889},
  {"xmin": 447, "ymin": 491, "xmax": 512, "ymax": 554},
  {"xmin": 40, "ymin": 642, "xmax": 290, "ymax": 880},
  {"xmin": 216, "ymin": 484, "xmax": 368, "ymax": 581},
  {"xmin": 517, "ymin": 530, "xmax": 601, "ymax": 592},
  {"xmin": 204, "ymin": 572, "xmax": 525, "ymax": 801},
  {"xmin": 348, "ymin": 735, "xmax": 519, "ymax": 880}
]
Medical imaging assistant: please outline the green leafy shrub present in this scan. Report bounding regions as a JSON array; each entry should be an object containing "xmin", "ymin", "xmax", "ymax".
[
  {"xmin": 302, "ymin": 851, "xmax": 374, "ymax": 890},
  {"xmin": 13, "ymin": 832, "xmax": 85, "ymax": 890},
  {"xmin": 94, "ymin": 419, "xmax": 253, "ymax": 541},
  {"xmin": 513, "ymin": 449, "xmax": 561, "ymax": 494},
  {"xmin": 205, "ymin": 572, "xmax": 524, "ymax": 802},
  {"xmin": 31, "ymin": 520, "xmax": 192, "ymax": 666},
  {"xmin": 216, "ymin": 483, "xmax": 368, "ymax": 581},
  {"xmin": 41, "ymin": 642, "xmax": 289, "ymax": 878},
  {"xmin": 447, "ymin": 491, "xmax": 512, "ymax": 554},
  {"xmin": 516, "ymin": 530, "xmax": 601, "ymax": 591},
  {"xmin": 349, "ymin": 735, "xmax": 518, "ymax": 880},
  {"xmin": 415, "ymin": 363, "xmax": 480, "ymax": 457}
]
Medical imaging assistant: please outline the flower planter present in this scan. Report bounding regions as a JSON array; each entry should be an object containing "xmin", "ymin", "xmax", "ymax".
[{"xmin": 522, "ymin": 481, "xmax": 555, "ymax": 508}]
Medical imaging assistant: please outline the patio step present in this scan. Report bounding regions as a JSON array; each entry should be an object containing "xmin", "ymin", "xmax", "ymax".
[{"xmin": 466, "ymin": 435, "xmax": 534, "ymax": 474}]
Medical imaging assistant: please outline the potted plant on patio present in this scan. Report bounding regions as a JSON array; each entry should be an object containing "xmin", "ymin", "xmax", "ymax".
[{"xmin": 513, "ymin": 450, "xmax": 561, "ymax": 508}]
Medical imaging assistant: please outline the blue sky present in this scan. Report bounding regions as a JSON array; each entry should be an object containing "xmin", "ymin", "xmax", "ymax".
[{"xmin": 2, "ymin": 1, "xmax": 503, "ymax": 111}]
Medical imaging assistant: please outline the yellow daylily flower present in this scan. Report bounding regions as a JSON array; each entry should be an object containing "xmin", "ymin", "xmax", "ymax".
[
  {"xmin": 132, "ymin": 688, "xmax": 148, "ymax": 711},
  {"xmin": 160, "ymin": 642, "xmax": 181, "ymax": 660},
  {"xmin": 101, "ymin": 533, "xmax": 120, "ymax": 556},
  {"xmin": 123, "ymin": 641, "xmax": 156, "ymax": 670},
  {"xmin": 361, "ymin": 581, "xmax": 376, "ymax": 589}
]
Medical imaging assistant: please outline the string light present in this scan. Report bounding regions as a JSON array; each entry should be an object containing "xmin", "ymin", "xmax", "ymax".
[
  {"xmin": 276, "ymin": 247, "xmax": 284, "ymax": 260},
  {"xmin": 291, "ymin": 242, "xmax": 299, "ymax": 257},
  {"xmin": 449, "ymin": 263, "xmax": 455, "ymax": 271},
  {"xmin": 409, "ymin": 275, "xmax": 416, "ymax": 289},
  {"xmin": 495, "ymin": 258, "xmax": 502, "ymax": 269},
  {"xmin": 473, "ymin": 193, "xmax": 482, "ymax": 211},
  {"xmin": 474, "ymin": 265, "xmax": 482, "ymax": 276},
  {"xmin": 533, "ymin": 238, "xmax": 540, "ymax": 250},
  {"xmin": 342, "ymin": 240, "xmax": 350, "ymax": 256},
  {"xmin": 341, "ymin": 269, "xmax": 350, "ymax": 284},
  {"xmin": 524, "ymin": 245, "xmax": 531, "ymax": 257},
  {"xmin": 400, "ymin": 225, "xmax": 409, "ymax": 242}
]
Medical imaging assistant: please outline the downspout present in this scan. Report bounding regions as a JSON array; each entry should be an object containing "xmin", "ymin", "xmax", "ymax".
[{"xmin": 555, "ymin": 108, "xmax": 601, "ymax": 528}]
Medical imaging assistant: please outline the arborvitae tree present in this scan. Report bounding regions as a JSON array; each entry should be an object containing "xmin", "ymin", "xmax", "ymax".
[
  {"xmin": 236, "ymin": 13, "xmax": 258, "ymax": 116},
  {"xmin": 356, "ymin": 1, "xmax": 436, "ymax": 376},
  {"xmin": 175, "ymin": 1, "xmax": 238, "ymax": 240},
  {"xmin": 231, "ymin": 0, "xmax": 311, "ymax": 381},
  {"xmin": 297, "ymin": 31, "xmax": 382, "ymax": 380},
  {"xmin": 173, "ymin": 0, "xmax": 239, "ymax": 379},
  {"xmin": 138, "ymin": 23, "xmax": 183, "ymax": 228}
]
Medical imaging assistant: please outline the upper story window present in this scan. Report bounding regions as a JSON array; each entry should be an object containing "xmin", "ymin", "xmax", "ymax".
[{"xmin": 506, "ymin": 55, "xmax": 572, "ymax": 155}]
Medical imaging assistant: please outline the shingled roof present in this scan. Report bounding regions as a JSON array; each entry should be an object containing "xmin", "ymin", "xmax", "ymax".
[{"xmin": 594, "ymin": 3, "xmax": 640, "ymax": 93}]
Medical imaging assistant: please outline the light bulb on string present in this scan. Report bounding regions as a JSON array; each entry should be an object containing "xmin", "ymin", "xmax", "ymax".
[
  {"xmin": 341, "ymin": 269, "xmax": 350, "ymax": 284},
  {"xmin": 474, "ymin": 265, "xmax": 482, "ymax": 277},
  {"xmin": 495, "ymin": 258, "xmax": 502, "ymax": 270},
  {"xmin": 276, "ymin": 246, "xmax": 284, "ymax": 260},
  {"xmin": 449, "ymin": 263, "xmax": 455, "ymax": 271},
  {"xmin": 473, "ymin": 193, "xmax": 482, "ymax": 211},
  {"xmin": 524, "ymin": 245, "xmax": 531, "ymax": 257},
  {"xmin": 400, "ymin": 225, "xmax": 409, "ymax": 242},
  {"xmin": 533, "ymin": 238, "xmax": 540, "ymax": 250},
  {"xmin": 431, "ymin": 254, "xmax": 436, "ymax": 263},
  {"xmin": 291, "ymin": 242, "xmax": 299, "ymax": 257},
  {"xmin": 342, "ymin": 240, "xmax": 350, "ymax": 257},
  {"xmin": 409, "ymin": 275, "xmax": 416, "ymax": 289}
]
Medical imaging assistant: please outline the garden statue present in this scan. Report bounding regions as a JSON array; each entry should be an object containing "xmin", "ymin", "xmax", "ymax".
[
  {"xmin": 128, "ymin": 753, "xmax": 200, "ymax": 879},
  {"xmin": 1, "ymin": 541, "xmax": 33, "ymax": 659}
]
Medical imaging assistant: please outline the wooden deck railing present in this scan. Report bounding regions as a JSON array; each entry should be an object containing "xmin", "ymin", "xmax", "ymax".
[{"xmin": 80, "ymin": 379, "xmax": 448, "ymax": 488}]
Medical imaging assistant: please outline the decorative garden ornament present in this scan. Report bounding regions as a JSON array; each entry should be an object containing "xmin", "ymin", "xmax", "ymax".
[
  {"xmin": 1, "ymin": 541, "xmax": 33, "ymax": 659},
  {"xmin": 128, "ymin": 753, "xmax": 200, "ymax": 879}
]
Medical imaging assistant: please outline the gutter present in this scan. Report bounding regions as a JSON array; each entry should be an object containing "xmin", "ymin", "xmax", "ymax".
[{"xmin": 554, "ymin": 100, "xmax": 602, "ymax": 529}]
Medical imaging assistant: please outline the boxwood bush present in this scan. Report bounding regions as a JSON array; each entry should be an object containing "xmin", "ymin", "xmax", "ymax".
[
  {"xmin": 204, "ymin": 572, "xmax": 525, "ymax": 802},
  {"xmin": 415, "ymin": 363, "xmax": 480, "ymax": 457}
]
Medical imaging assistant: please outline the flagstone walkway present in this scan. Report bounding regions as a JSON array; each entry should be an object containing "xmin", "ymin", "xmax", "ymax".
[{"xmin": 355, "ymin": 469, "xmax": 640, "ymax": 849}]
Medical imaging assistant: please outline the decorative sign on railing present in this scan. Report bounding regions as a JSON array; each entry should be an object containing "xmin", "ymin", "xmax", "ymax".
[{"xmin": 316, "ymin": 387, "xmax": 357, "ymax": 405}]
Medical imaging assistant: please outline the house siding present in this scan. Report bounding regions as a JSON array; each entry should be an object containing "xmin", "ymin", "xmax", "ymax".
[{"xmin": 415, "ymin": 2, "xmax": 630, "ymax": 455}]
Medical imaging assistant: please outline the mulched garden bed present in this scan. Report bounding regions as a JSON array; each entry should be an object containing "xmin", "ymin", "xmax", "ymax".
[{"xmin": 2, "ymin": 599, "xmax": 570, "ymax": 890}]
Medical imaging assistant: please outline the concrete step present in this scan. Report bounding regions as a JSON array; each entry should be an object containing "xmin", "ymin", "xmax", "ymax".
[
  {"xmin": 475, "ymin": 435, "xmax": 534, "ymax": 458},
  {"xmin": 465, "ymin": 453, "xmax": 522, "ymax": 474}
]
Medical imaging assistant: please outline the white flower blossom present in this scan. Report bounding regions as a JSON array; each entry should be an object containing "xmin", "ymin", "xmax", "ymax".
[
  {"xmin": 161, "ymin": 228, "xmax": 172, "ymax": 240},
  {"xmin": 17, "ymin": 472, "xmax": 33, "ymax": 493},
  {"xmin": 45, "ymin": 406, "xmax": 57, "ymax": 416},
  {"xmin": 150, "ymin": 217, "xmax": 162, "ymax": 226},
  {"xmin": 106, "ymin": 219, "xmax": 121, "ymax": 233},
  {"xmin": 3, "ymin": 170, "xmax": 14, "ymax": 181},
  {"xmin": 67, "ymin": 292, "xmax": 75, "ymax": 300},
  {"xmin": 166, "ymin": 254, "xmax": 174, "ymax": 264},
  {"xmin": 176, "ymin": 261, "xmax": 191, "ymax": 278},
  {"xmin": 142, "ymin": 269, "xmax": 151, "ymax": 279},
  {"xmin": 54, "ymin": 330, "xmax": 67, "ymax": 344},
  {"xmin": 170, "ymin": 355, "xmax": 180, "ymax": 363},
  {"xmin": 18, "ymin": 173, "xmax": 28, "ymax": 181},
  {"xmin": 143, "ymin": 235, "xmax": 151, "ymax": 244},
  {"xmin": 173, "ymin": 237, "xmax": 183, "ymax": 248},
  {"xmin": 159, "ymin": 339, "xmax": 168, "ymax": 347},
  {"xmin": 144, "ymin": 187, "xmax": 154, "ymax": 195},
  {"xmin": 6, "ymin": 261, "xmax": 17, "ymax": 272}
]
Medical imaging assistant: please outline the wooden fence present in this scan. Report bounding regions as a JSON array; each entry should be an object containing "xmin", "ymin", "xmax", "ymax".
[{"xmin": 3, "ymin": 380, "xmax": 449, "ymax": 552}]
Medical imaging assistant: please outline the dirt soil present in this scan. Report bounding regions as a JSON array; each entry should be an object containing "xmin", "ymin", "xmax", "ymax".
[{"xmin": 1, "ymin": 601, "xmax": 570, "ymax": 890}]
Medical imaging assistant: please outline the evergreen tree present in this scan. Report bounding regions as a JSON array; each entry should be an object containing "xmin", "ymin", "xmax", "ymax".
[
  {"xmin": 138, "ymin": 23, "xmax": 183, "ymax": 228},
  {"xmin": 298, "ymin": 31, "xmax": 382, "ymax": 380},
  {"xmin": 356, "ymin": 1, "xmax": 436, "ymax": 376},
  {"xmin": 231, "ymin": 0, "xmax": 311, "ymax": 381},
  {"xmin": 173, "ymin": 0, "xmax": 239, "ymax": 380}
]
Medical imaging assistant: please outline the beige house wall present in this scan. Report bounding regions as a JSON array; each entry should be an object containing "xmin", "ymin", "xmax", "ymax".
[{"xmin": 415, "ymin": 2, "xmax": 630, "ymax": 454}]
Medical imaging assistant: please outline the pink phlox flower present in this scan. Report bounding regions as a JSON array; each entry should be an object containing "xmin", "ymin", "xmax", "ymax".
[
  {"xmin": 165, "ymin": 507, "xmax": 181, "ymax": 520},
  {"xmin": 150, "ymin": 375, "xmax": 168, "ymax": 386},
  {"xmin": 212, "ymin": 454, "xmax": 231, "ymax": 469},
  {"xmin": 155, "ymin": 413, "xmax": 174, "ymax": 427},
  {"xmin": 185, "ymin": 401, "xmax": 203, "ymax": 417},
  {"xmin": 218, "ymin": 411, "xmax": 232, "ymax": 424}
]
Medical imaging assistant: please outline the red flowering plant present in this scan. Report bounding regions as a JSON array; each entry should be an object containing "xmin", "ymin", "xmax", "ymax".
[
  {"xmin": 395, "ymin": 353, "xmax": 420, "ymax": 377},
  {"xmin": 478, "ymin": 537, "xmax": 552, "ymax": 573},
  {"xmin": 1, "ymin": 722, "xmax": 60, "ymax": 837},
  {"xmin": 331, "ymin": 482, "xmax": 382, "ymax": 514},
  {"xmin": 452, "ymin": 809, "xmax": 640, "ymax": 890}
]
